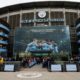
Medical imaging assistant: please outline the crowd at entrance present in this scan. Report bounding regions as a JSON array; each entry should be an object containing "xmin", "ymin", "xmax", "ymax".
[
  {"xmin": 0, "ymin": 55, "xmax": 54, "ymax": 68},
  {"xmin": 0, "ymin": 54, "xmax": 80, "ymax": 72},
  {"xmin": 20, "ymin": 56, "xmax": 54, "ymax": 68}
]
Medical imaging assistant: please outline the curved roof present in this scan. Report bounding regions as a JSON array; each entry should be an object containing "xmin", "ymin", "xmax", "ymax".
[
  {"xmin": 0, "ymin": 0, "xmax": 80, "ymax": 15},
  {"xmin": 0, "ymin": 0, "xmax": 80, "ymax": 8}
]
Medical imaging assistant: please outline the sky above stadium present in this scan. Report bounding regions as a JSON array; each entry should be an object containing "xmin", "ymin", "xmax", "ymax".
[{"xmin": 0, "ymin": 0, "xmax": 80, "ymax": 8}]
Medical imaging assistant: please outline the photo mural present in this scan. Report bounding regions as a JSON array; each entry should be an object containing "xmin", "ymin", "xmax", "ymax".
[{"xmin": 14, "ymin": 26, "xmax": 71, "ymax": 60}]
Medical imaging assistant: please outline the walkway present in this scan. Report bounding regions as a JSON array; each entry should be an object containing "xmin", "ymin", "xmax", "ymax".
[
  {"xmin": 0, "ymin": 64, "xmax": 80, "ymax": 80},
  {"xmin": 21, "ymin": 64, "xmax": 47, "ymax": 72}
]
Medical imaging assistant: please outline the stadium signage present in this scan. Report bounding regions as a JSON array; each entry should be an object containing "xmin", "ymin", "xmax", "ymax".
[
  {"xmin": 21, "ymin": 18, "xmax": 64, "ymax": 23},
  {"xmin": 30, "ymin": 28, "xmax": 64, "ymax": 33}
]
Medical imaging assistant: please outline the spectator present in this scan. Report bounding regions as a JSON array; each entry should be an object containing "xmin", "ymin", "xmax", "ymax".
[{"xmin": 0, "ymin": 56, "xmax": 4, "ymax": 64}]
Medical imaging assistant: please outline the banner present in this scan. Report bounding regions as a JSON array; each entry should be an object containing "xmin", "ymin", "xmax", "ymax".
[{"xmin": 13, "ymin": 26, "xmax": 71, "ymax": 59}]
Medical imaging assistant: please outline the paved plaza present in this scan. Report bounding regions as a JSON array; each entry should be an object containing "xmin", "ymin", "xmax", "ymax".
[{"xmin": 0, "ymin": 64, "xmax": 80, "ymax": 80}]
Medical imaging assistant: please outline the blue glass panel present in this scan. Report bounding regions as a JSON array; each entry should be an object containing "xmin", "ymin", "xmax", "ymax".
[
  {"xmin": 0, "ymin": 32, "xmax": 8, "ymax": 37},
  {"xmin": 0, "ymin": 40, "xmax": 8, "ymax": 44}
]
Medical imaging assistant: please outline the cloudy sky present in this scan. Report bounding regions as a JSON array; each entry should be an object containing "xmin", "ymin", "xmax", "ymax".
[{"xmin": 0, "ymin": 0, "xmax": 80, "ymax": 8}]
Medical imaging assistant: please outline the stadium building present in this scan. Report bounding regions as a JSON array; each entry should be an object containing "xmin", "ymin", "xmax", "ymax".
[
  {"xmin": 0, "ymin": 0, "xmax": 80, "ymax": 57},
  {"xmin": 0, "ymin": 19, "xmax": 10, "ymax": 57}
]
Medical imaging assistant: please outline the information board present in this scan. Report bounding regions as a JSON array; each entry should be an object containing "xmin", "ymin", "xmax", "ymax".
[
  {"xmin": 51, "ymin": 64, "xmax": 62, "ymax": 71},
  {"xmin": 4, "ymin": 64, "xmax": 15, "ymax": 72},
  {"xmin": 66, "ymin": 64, "xmax": 77, "ymax": 72}
]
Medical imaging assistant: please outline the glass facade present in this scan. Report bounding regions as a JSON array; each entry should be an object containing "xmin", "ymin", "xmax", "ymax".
[
  {"xmin": 22, "ymin": 13, "xmax": 34, "ymax": 27},
  {"xmin": 51, "ymin": 12, "xmax": 64, "ymax": 26},
  {"xmin": 9, "ymin": 14, "xmax": 20, "ymax": 29}
]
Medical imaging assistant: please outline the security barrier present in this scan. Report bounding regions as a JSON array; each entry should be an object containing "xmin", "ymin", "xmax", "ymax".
[
  {"xmin": 0, "ymin": 61, "xmax": 80, "ymax": 72},
  {"xmin": 48, "ymin": 61, "xmax": 80, "ymax": 72},
  {"xmin": 0, "ymin": 61, "xmax": 21, "ymax": 72}
]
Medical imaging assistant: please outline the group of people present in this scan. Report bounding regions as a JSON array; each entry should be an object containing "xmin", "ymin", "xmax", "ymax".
[
  {"xmin": 21, "ymin": 57, "xmax": 37, "ymax": 67},
  {"xmin": 0, "ymin": 56, "xmax": 4, "ymax": 64},
  {"xmin": 42, "ymin": 57, "xmax": 54, "ymax": 68},
  {"xmin": 21, "ymin": 56, "xmax": 54, "ymax": 68},
  {"xmin": 25, "ymin": 39, "xmax": 59, "ymax": 53},
  {"xmin": 21, "ymin": 57, "xmax": 41, "ymax": 67}
]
